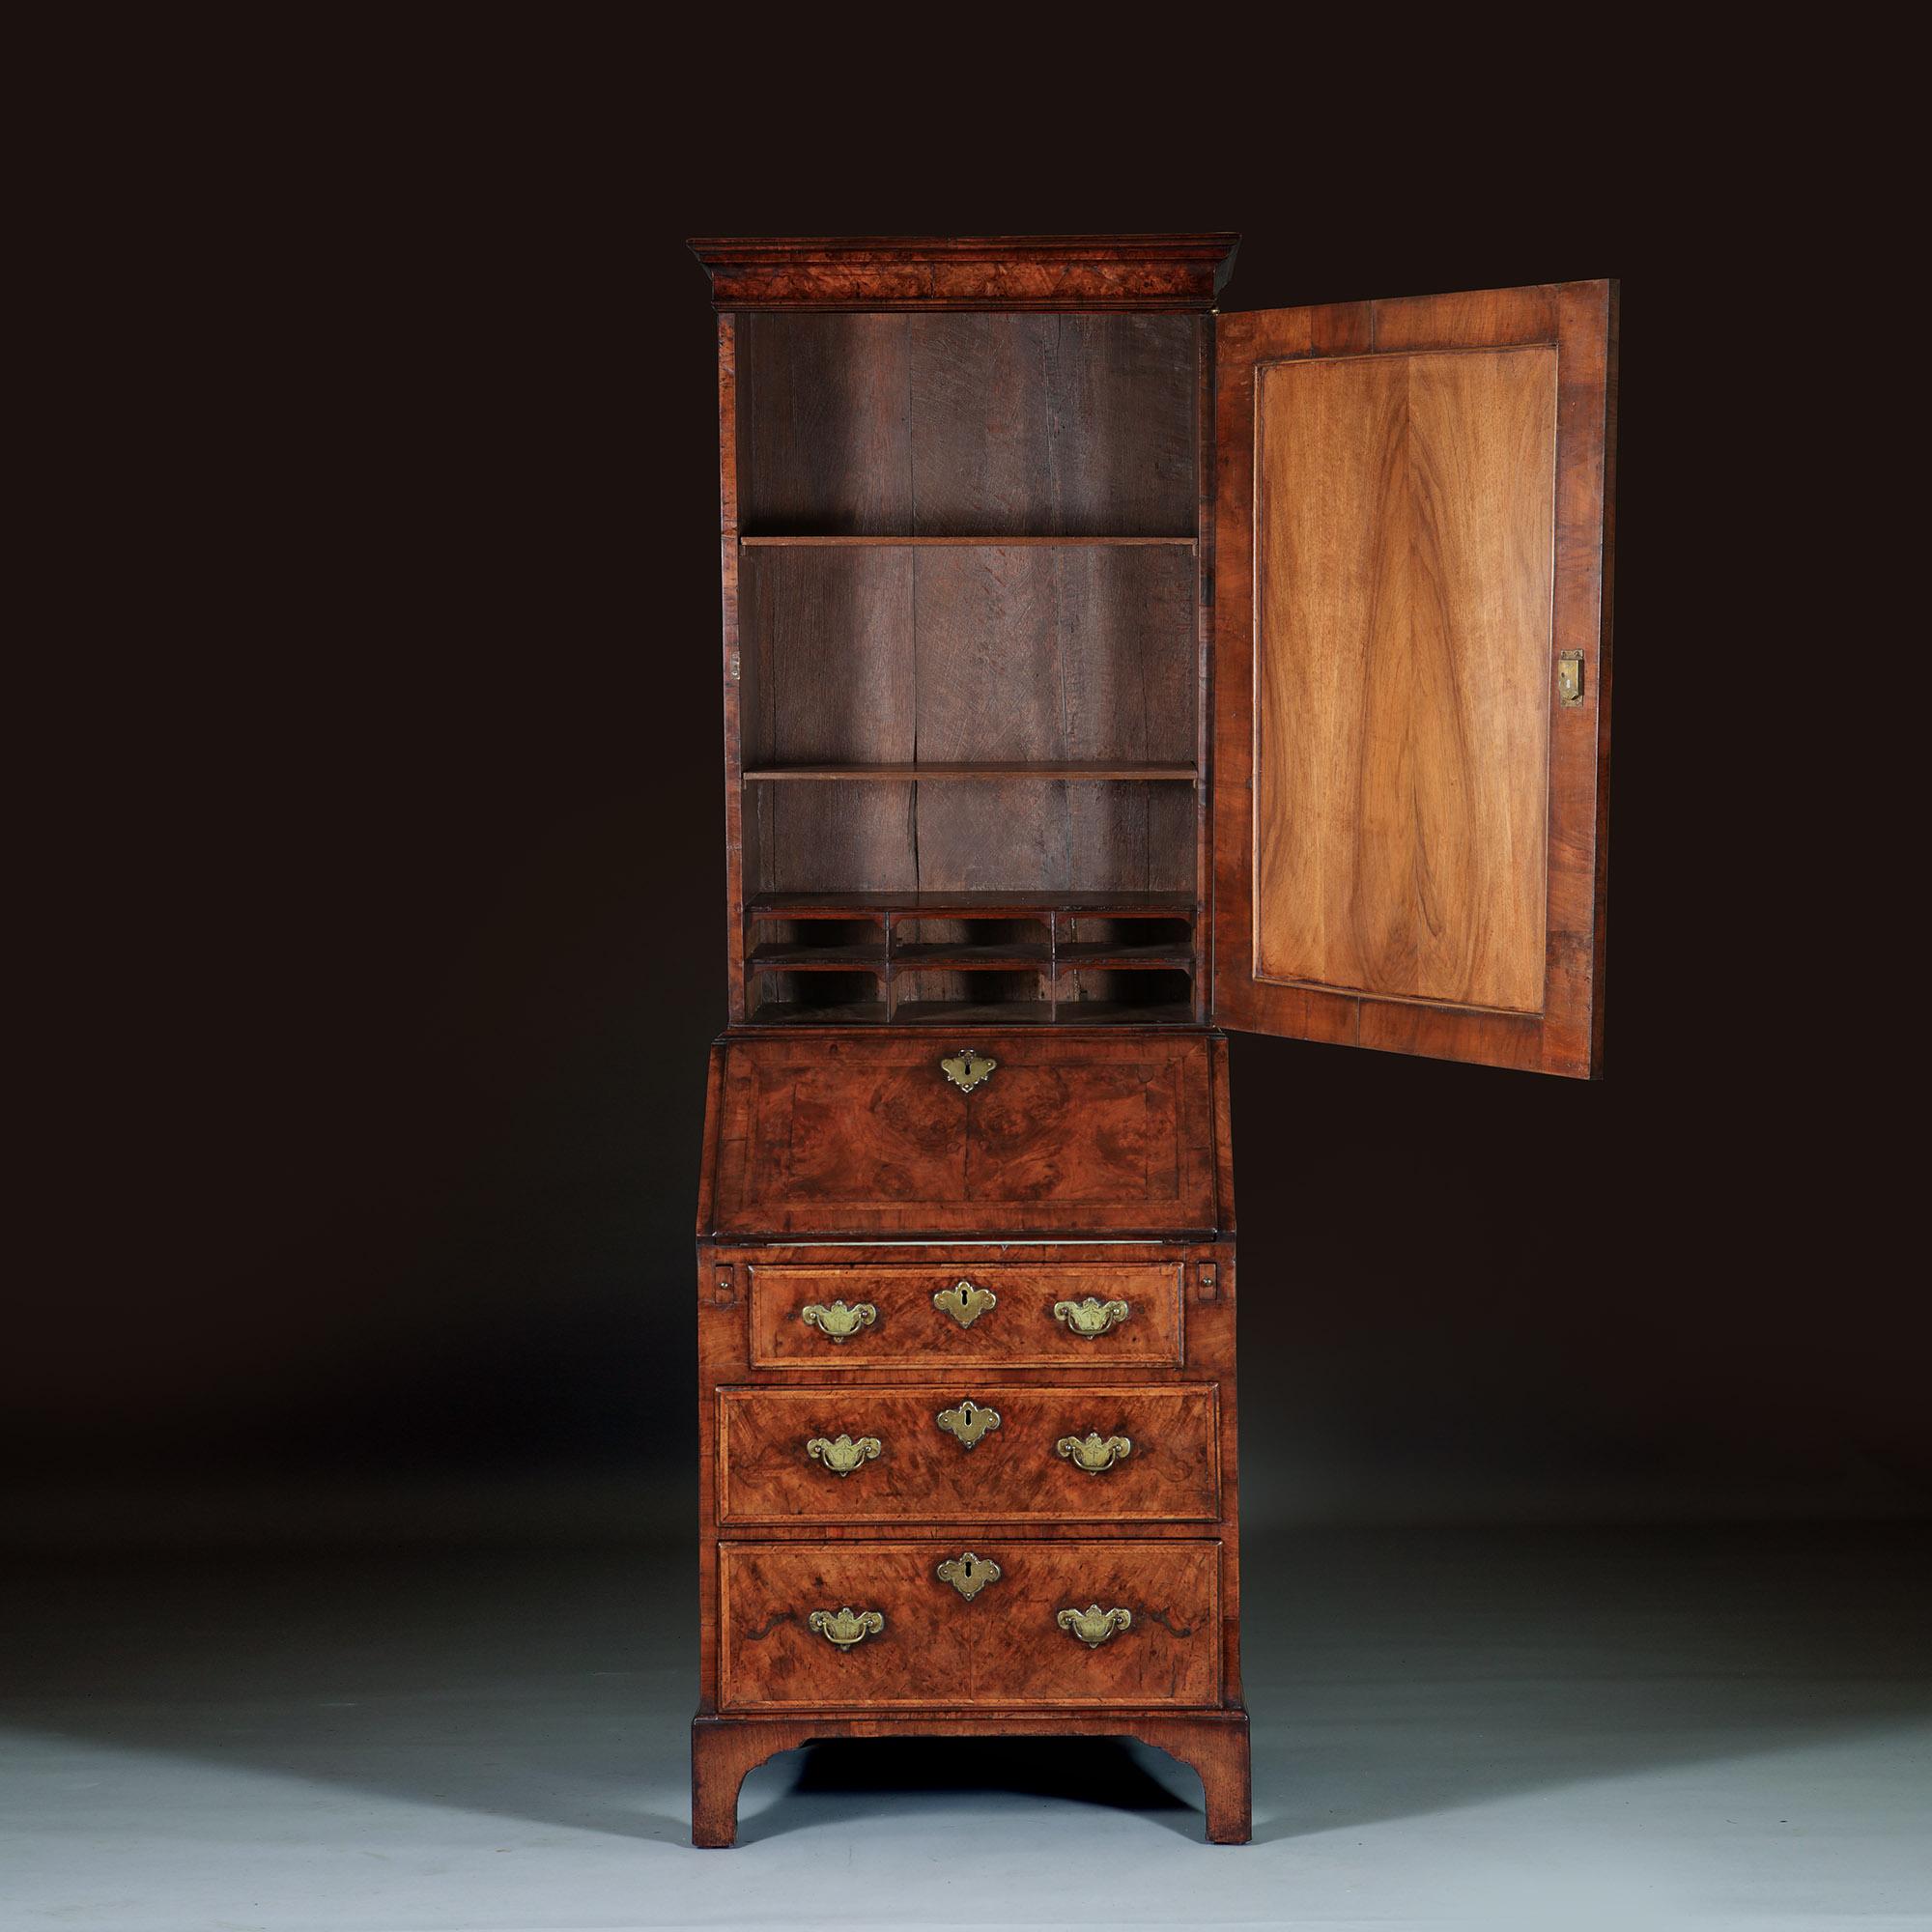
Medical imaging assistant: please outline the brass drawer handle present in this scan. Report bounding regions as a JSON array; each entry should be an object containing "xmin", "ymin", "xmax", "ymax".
[
  {"xmin": 940, "ymin": 1048, "xmax": 997, "ymax": 1094},
  {"xmin": 936, "ymin": 1551, "xmax": 1001, "ymax": 1601},
  {"xmin": 935, "ymin": 1399, "xmax": 1001, "ymax": 1450},
  {"xmin": 809, "ymin": 1606, "xmax": 884, "ymax": 1649},
  {"xmin": 1053, "ymin": 1295, "xmax": 1130, "ymax": 1338},
  {"xmin": 1057, "ymin": 1432, "xmax": 1132, "ymax": 1474},
  {"xmin": 800, "ymin": 1299, "xmax": 877, "ymax": 1342},
  {"xmin": 806, "ymin": 1433, "xmax": 881, "ymax": 1476},
  {"xmin": 1057, "ymin": 1604, "xmax": 1132, "ymax": 1648},
  {"xmin": 934, "ymin": 1280, "xmax": 998, "ymax": 1328}
]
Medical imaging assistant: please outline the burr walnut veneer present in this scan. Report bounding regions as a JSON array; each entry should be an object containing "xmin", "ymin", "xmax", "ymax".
[{"xmin": 689, "ymin": 235, "xmax": 1617, "ymax": 1845}]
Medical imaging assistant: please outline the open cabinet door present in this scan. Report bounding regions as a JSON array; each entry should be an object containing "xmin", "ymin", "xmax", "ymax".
[{"xmin": 1210, "ymin": 282, "xmax": 1616, "ymax": 1076}]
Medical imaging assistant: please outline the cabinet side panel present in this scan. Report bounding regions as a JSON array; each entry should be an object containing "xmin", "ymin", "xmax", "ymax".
[
  {"xmin": 1194, "ymin": 317, "xmax": 1214, "ymax": 1019},
  {"xmin": 718, "ymin": 317, "xmax": 749, "ymax": 1021}
]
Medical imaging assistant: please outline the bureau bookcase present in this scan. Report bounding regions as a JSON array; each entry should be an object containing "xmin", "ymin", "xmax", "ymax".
[{"xmin": 688, "ymin": 235, "xmax": 1616, "ymax": 1845}]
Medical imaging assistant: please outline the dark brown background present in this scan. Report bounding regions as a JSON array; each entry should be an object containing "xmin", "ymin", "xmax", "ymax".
[{"xmin": 13, "ymin": 99, "xmax": 1918, "ymax": 1551}]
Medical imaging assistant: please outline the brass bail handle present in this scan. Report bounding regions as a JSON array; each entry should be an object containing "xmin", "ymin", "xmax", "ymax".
[
  {"xmin": 1057, "ymin": 1431, "xmax": 1133, "ymax": 1474},
  {"xmin": 1054, "ymin": 1296, "xmax": 1130, "ymax": 1339},
  {"xmin": 809, "ymin": 1606, "xmax": 884, "ymax": 1649},
  {"xmin": 806, "ymin": 1433, "xmax": 882, "ymax": 1476},
  {"xmin": 801, "ymin": 1299, "xmax": 878, "ymax": 1342},
  {"xmin": 1057, "ymin": 1604, "xmax": 1132, "ymax": 1648}
]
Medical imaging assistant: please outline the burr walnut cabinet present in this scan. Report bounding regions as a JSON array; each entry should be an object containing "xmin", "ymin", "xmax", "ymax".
[{"xmin": 687, "ymin": 234, "xmax": 1617, "ymax": 1845}]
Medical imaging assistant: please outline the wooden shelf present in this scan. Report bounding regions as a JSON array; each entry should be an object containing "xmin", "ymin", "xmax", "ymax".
[
  {"xmin": 749, "ymin": 890, "xmax": 1195, "ymax": 919},
  {"xmin": 893, "ymin": 998, "xmax": 1196, "ymax": 1026},
  {"xmin": 747, "ymin": 943, "xmax": 889, "ymax": 973},
  {"xmin": 741, "ymin": 535, "xmax": 1196, "ymax": 548},
  {"xmin": 745, "ymin": 998, "xmax": 1198, "ymax": 1028},
  {"xmin": 887, "ymin": 999, "xmax": 1060, "ymax": 1026},
  {"xmin": 895, "ymin": 943, "xmax": 1053, "ymax": 971},
  {"xmin": 744, "ymin": 762, "xmax": 1198, "ymax": 782},
  {"xmin": 1048, "ymin": 999, "xmax": 1198, "ymax": 1024},
  {"xmin": 1055, "ymin": 941, "xmax": 1194, "ymax": 970},
  {"xmin": 747, "ymin": 999, "xmax": 888, "ymax": 1026}
]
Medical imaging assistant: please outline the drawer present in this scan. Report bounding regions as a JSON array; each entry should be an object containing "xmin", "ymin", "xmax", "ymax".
[
  {"xmin": 748, "ymin": 1261, "xmax": 1183, "ymax": 1367},
  {"xmin": 718, "ymin": 1538, "xmax": 1220, "ymax": 1711},
  {"xmin": 718, "ymin": 1382, "xmax": 1219, "ymax": 1524},
  {"xmin": 703, "ymin": 1031, "xmax": 1224, "ymax": 1239}
]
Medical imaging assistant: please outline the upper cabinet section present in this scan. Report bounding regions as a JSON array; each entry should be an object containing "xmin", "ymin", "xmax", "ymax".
[
  {"xmin": 705, "ymin": 242, "xmax": 1223, "ymax": 1032},
  {"xmin": 695, "ymin": 239, "xmax": 1614, "ymax": 1075},
  {"xmin": 689, "ymin": 234, "xmax": 1239, "ymax": 312}
]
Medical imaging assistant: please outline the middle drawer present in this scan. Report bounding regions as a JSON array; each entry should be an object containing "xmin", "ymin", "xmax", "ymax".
[{"xmin": 718, "ymin": 1382, "xmax": 1220, "ymax": 1524}]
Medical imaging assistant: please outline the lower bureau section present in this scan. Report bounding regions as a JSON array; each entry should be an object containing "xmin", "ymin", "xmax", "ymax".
[{"xmin": 718, "ymin": 1538, "xmax": 1221, "ymax": 1712}]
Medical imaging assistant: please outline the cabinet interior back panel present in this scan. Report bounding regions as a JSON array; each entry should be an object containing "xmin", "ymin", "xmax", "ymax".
[
  {"xmin": 740, "ymin": 547, "xmax": 1196, "ymax": 764},
  {"xmin": 1252, "ymin": 346, "xmax": 1556, "ymax": 1014},
  {"xmin": 742, "ymin": 541, "xmax": 1198, "ymax": 898},
  {"xmin": 738, "ymin": 313, "xmax": 1199, "ymax": 535},
  {"xmin": 752, "ymin": 779, "xmax": 1196, "ymax": 897}
]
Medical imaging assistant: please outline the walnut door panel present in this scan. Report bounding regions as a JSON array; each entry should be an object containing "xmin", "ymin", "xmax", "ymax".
[
  {"xmin": 748, "ymin": 1261, "xmax": 1183, "ymax": 1367},
  {"xmin": 707, "ymin": 1032, "xmax": 1222, "ymax": 1236},
  {"xmin": 1211, "ymin": 282, "xmax": 1615, "ymax": 1077},
  {"xmin": 1253, "ymin": 348, "xmax": 1555, "ymax": 1013},
  {"xmin": 717, "ymin": 1383, "xmax": 1219, "ymax": 1524},
  {"xmin": 718, "ymin": 1538, "xmax": 1221, "ymax": 1711}
]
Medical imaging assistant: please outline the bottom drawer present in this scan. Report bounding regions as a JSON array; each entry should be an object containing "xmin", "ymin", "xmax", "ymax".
[{"xmin": 718, "ymin": 1538, "xmax": 1220, "ymax": 1712}]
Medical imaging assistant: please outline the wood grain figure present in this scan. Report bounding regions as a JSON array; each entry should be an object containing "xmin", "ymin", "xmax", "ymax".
[{"xmin": 1252, "ymin": 346, "xmax": 1555, "ymax": 1012}]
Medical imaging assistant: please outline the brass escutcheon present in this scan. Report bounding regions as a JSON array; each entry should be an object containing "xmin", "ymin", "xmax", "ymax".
[
  {"xmin": 1057, "ymin": 1604, "xmax": 1132, "ymax": 1648},
  {"xmin": 934, "ymin": 1280, "xmax": 998, "ymax": 1328},
  {"xmin": 806, "ymin": 1433, "xmax": 882, "ymax": 1476},
  {"xmin": 1053, "ymin": 1296, "xmax": 1131, "ymax": 1338},
  {"xmin": 1557, "ymin": 648, "xmax": 1585, "ymax": 707},
  {"xmin": 1057, "ymin": 1432, "xmax": 1133, "ymax": 1474},
  {"xmin": 935, "ymin": 1399, "xmax": 1002, "ymax": 1450},
  {"xmin": 936, "ymin": 1551, "xmax": 1002, "ymax": 1601},
  {"xmin": 809, "ymin": 1606, "xmax": 884, "ymax": 1649},
  {"xmin": 940, "ymin": 1048, "xmax": 997, "ymax": 1094},
  {"xmin": 800, "ymin": 1299, "xmax": 877, "ymax": 1342}
]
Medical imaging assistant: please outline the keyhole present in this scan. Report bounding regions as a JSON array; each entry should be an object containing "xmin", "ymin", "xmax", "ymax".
[{"xmin": 962, "ymin": 1557, "xmax": 977, "ymax": 1581}]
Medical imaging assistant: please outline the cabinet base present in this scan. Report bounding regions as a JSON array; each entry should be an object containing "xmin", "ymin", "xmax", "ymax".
[{"xmin": 691, "ymin": 1707, "xmax": 1251, "ymax": 1847}]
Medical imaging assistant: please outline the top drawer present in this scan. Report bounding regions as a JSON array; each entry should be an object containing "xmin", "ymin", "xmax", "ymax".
[
  {"xmin": 750, "ymin": 1261, "xmax": 1183, "ymax": 1368},
  {"xmin": 701, "ymin": 1030, "xmax": 1227, "ymax": 1240}
]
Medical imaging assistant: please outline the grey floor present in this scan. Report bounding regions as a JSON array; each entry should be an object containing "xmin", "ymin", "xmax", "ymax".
[{"xmin": 3, "ymin": 1525, "xmax": 1927, "ymax": 1930}]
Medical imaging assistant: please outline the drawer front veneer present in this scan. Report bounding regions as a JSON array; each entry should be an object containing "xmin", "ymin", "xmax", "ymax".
[
  {"xmin": 718, "ymin": 1538, "xmax": 1221, "ymax": 1711},
  {"xmin": 718, "ymin": 1383, "xmax": 1219, "ymax": 1524},
  {"xmin": 749, "ymin": 1261, "xmax": 1183, "ymax": 1367}
]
